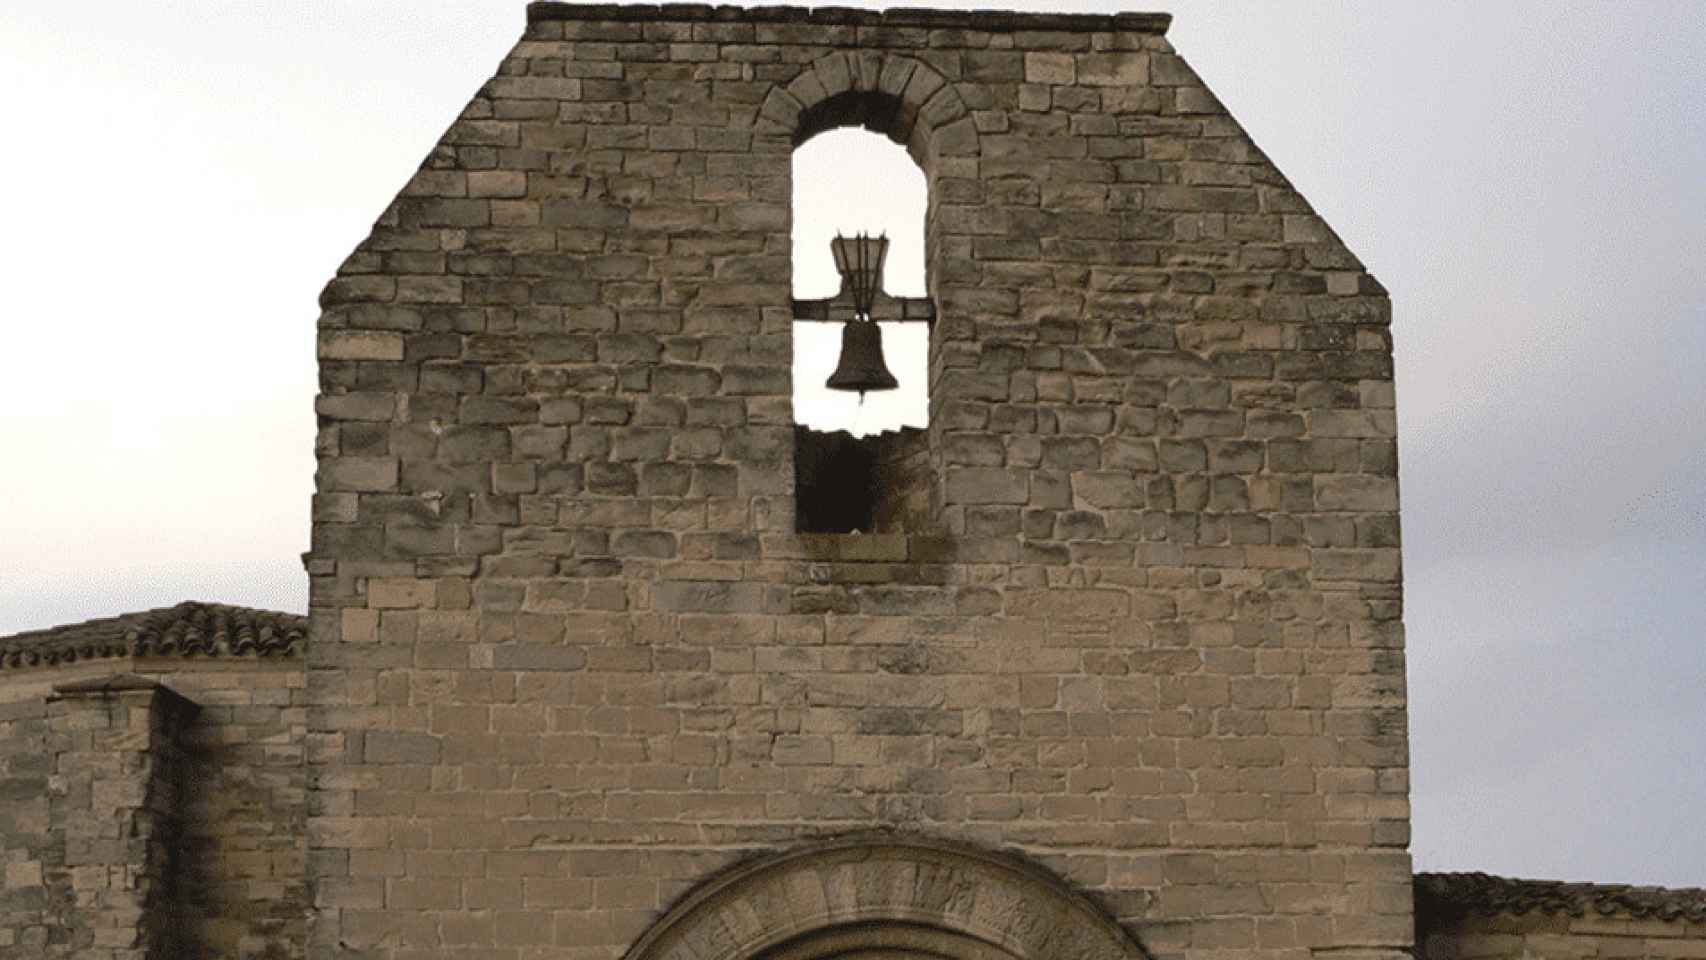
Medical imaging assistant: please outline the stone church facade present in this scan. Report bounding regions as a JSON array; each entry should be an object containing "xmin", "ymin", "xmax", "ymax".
[{"xmin": 2, "ymin": 4, "xmax": 1702, "ymax": 960}]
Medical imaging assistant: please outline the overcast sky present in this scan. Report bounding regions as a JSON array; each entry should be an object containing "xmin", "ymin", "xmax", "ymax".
[{"xmin": 1, "ymin": 1, "xmax": 1701, "ymax": 887}]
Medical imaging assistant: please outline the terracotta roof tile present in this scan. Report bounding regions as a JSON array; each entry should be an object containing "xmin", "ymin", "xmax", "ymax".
[
  {"xmin": 1415, "ymin": 872, "xmax": 1706, "ymax": 924},
  {"xmin": 0, "ymin": 602, "xmax": 305, "ymax": 671}
]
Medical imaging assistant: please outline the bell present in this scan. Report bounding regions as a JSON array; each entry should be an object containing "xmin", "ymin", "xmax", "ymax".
[{"xmin": 825, "ymin": 320, "xmax": 898, "ymax": 394}]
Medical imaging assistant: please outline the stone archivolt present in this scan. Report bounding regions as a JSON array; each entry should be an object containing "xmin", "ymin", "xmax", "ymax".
[
  {"xmin": 761, "ymin": 50, "xmax": 981, "ymax": 162},
  {"xmin": 627, "ymin": 833, "xmax": 1151, "ymax": 960}
]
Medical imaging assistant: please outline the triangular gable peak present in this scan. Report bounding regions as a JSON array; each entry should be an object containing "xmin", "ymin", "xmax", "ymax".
[{"xmin": 319, "ymin": 3, "xmax": 1385, "ymax": 320}]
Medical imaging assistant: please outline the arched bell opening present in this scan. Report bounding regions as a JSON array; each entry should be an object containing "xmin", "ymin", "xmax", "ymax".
[
  {"xmin": 775, "ymin": 53, "xmax": 980, "ymax": 537},
  {"xmin": 789, "ymin": 94, "xmax": 931, "ymax": 533}
]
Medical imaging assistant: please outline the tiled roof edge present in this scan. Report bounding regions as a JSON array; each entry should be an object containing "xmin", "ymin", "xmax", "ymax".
[
  {"xmin": 1415, "ymin": 872, "xmax": 1706, "ymax": 925},
  {"xmin": 0, "ymin": 602, "xmax": 306, "ymax": 672},
  {"xmin": 526, "ymin": 3, "xmax": 1172, "ymax": 35}
]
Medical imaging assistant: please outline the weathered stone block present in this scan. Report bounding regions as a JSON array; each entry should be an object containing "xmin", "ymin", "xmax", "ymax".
[
  {"xmin": 1025, "ymin": 52, "xmax": 1075, "ymax": 85},
  {"xmin": 945, "ymin": 467, "xmax": 1028, "ymax": 505},
  {"xmin": 318, "ymin": 331, "xmax": 404, "ymax": 362},
  {"xmin": 1316, "ymin": 475, "xmax": 1399, "ymax": 511},
  {"xmin": 321, "ymin": 457, "xmax": 398, "ymax": 492},
  {"xmin": 1312, "ymin": 548, "xmax": 1402, "ymax": 582},
  {"xmin": 1077, "ymin": 52, "xmax": 1148, "ymax": 86}
]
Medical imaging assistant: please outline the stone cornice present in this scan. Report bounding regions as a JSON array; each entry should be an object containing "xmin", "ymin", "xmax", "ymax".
[{"xmin": 526, "ymin": 3, "xmax": 1172, "ymax": 35}]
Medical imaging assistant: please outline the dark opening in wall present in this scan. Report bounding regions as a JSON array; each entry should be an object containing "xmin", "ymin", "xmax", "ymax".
[{"xmin": 794, "ymin": 426, "xmax": 930, "ymax": 534}]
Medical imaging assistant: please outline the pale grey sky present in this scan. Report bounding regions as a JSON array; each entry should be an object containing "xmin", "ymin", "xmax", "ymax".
[{"xmin": 1, "ymin": 1, "xmax": 1701, "ymax": 886}]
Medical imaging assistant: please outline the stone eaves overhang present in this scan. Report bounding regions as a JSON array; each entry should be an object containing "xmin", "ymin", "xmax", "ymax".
[{"xmin": 0, "ymin": 601, "xmax": 305, "ymax": 672}]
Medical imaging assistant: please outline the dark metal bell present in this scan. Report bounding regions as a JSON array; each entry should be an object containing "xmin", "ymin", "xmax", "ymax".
[{"xmin": 825, "ymin": 321, "xmax": 899, "ymax": 394}]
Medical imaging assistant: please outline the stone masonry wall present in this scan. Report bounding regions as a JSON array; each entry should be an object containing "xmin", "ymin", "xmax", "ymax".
[
  {"xmin": 308, "ymin": 5, "xmax": 1408, "ymax": 960},
  {"xmin": 0, "ymin": 660, "xmax": 308, "ymax": 960},
  {"xmin": 168, "ymin": 663, "xmax": 309, "ymax": 960},
  {"xmin": 0, "ymin": 695, "xmax": 53, "ymax": 956}
]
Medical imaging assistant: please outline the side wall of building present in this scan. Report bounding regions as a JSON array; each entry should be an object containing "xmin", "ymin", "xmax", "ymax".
[
  {"xmin": 164, "ymin": 663, "xmax": 309, "ymax": 960},
  {"xmin": 0, "ymin": 661, "xmax": 308, "ymax": 960},
  {"xmin": 308, "ymin": 7, "xmax": 1409, "ymax": 960},
  {"xmin": 0, "ymin": 692, "xmax": 53, "ymax": 956},
  {"xmin": 1422, "ymin": 911, "xmax": 1706, "ymax": 960}
]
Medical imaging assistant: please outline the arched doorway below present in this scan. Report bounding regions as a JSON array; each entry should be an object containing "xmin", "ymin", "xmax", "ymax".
[{"xmin": 622, "ymin": 834, "xmax": 1152, "ymax": 960}]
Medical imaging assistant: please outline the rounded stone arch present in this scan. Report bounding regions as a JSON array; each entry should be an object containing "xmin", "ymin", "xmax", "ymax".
[
  {"xmin": 624, "ymin": 834, "xmax": 1152, "ymax": 960},
  {"xmin": 757, "ymin": 52, "xmax": 980, "ymax": 168}
]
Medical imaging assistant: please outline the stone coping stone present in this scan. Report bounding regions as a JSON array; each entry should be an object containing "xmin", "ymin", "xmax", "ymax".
[
  {"xmin": 49, "ymin": 672, "xmax": 200, "ymax": 715},
  {"xmin": 527, "ymin": 2, "xmax": 1172, "ymax": 34}
]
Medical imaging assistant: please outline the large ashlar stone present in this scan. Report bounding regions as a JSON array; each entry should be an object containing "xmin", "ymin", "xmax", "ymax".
[
  {"xmin": 317, "ymin": 330, "xmax": 403, "ymax": 361},
  {"xmin": 1077, "ymin": 52, "xmax": 1149, "ymax": 86}
]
